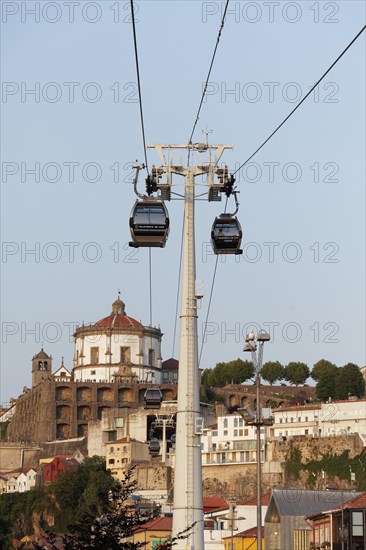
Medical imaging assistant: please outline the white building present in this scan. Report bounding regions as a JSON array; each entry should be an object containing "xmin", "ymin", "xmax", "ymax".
[
  {"xmin": 73, "ymin": 297, "xmax": 163, "ymax": 384},
  {"xmin": 269, "ymin": 404, "xmax": 321, "ymax": 439},
  {"xmin": 319, "ymin": 398, "xmax": 366, "ymax": 440},
  {"xmin": 203, "ymin": 494, "xmax": 270, "ymax": 550},
  {"xmin": 201, "ymin": 413, "xmax": 266, "ymax": 465},
  {"xmin": 3, "ymin": 468, "xmax": 38, "ymax": 493}
]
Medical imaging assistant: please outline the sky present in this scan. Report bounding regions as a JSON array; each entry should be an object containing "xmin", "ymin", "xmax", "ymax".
[{"xmin": 1, "ymin": 0, "xmax": 365, "ymax": 403}]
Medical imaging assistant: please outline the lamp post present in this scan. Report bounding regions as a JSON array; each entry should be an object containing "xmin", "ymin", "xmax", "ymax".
[
  {"xmin": 240, "ymin": 330, "xmax": 272, "ymax": 550},
  {"xmin": 217, "ymin": 501, "xmax": 245, "ymax": 550}
]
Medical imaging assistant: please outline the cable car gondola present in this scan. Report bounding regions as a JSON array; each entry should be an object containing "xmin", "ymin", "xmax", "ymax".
[
  {"xmin": 211, "ymin": 214, "xmax": 243, "ymax": 255},
  {"xmin": 144, "ymin": 388, "xmax": 163, "ymax": 409},
  {"xmin": 129, "ymin": 200, "xmax": 169, "ymax": 248},
  {"xmin": 148, "ymin": 438, "xmax": 160, "ymax": 455}
]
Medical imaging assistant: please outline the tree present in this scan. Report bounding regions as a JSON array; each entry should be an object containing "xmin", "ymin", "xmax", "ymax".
[
  {"xmin": 31, "ymin": 464, "xmax": 195, "ymax": 550},
  {"xmin": 0, "ymin": 515, "xmax": 12, "ymax": 549},
  {"xmin": 202, "ymin": 359, "xmax": 254, "ymax": 387},
  {"xmin": 260, "ymin": 361, "xmax": 284, "ymax": 385},
  {"xmin": 50, "ymin": 456, "xmax": 115, "ymax": 532},
  {"xmin": 31, "ymin": 466, "xmax": 149, "ymax": 550},
  {"xmin": 315, "ymin": 371, "xmax": 337, "ymax": 400},
  {"xmin": 315, "ymin": 363, "xmax": 365, "ymax": 401},
  {"xmin": 312, "ymin": 359, "xmax": 337, "ymax": 381},
  {"xmin": 284, "ymin": 362, "xmax": 310, "ymax": 386},
  {"xmin": 335, "ymin": 363, "xmax": 365, "ymax": 399}
]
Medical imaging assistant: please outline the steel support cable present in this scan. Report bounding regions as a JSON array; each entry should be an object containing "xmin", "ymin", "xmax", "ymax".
[
  {"xmin": 130, "ymin": 0, "xmax": 153, "ymax": 327},
  {"xmin": 187, "ymin": 0, "xmax": 230, "ymax": 165},
  {"xmin": 130, "ymin": 0, "xmax": 149, "ymax": 174},
  {"xmin": 198, "ymin": 196, "xmax": 229, "ymax": 367},
  {"xmin": 233, "ymin": 24, "xmax": 366, "ymax": 176}
]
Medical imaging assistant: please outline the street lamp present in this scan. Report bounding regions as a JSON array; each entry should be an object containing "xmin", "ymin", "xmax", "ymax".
[
  {"xmin": 217, "ymin": 500, "xmax": 245, "ymax": 550},
  {"xmin": 239, "ymin": 330, "xmax": 272, "ymax": 550}
]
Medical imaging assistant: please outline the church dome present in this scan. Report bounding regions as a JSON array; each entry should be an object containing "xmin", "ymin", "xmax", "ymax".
[{"xmin": 93, "ymin": 298, "xmax": 143, "ymax": 330}]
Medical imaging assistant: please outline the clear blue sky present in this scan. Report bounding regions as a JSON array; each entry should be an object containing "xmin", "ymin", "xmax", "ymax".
[{"xmin": 1, "ymin": 1, "xmax": 365, "ymax": 403}]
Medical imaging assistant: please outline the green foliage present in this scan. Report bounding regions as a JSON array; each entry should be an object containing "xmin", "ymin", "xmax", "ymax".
[
  {"xmin": 202, "ymin": 359, "xmax": 254, "ymax": 387},
  {"xmin": 315, "ymin": 362, "xmax": 365, "ymax": 401},
  {"xmin": 51, "ymin": 456, "xmax": 115, "ymax": 532},
  {"xmin": 284, "ymin": 362, "xmax": 310, "ymax": 385},
  {"xmin": 261, "ymin": 361, "xmax": 284, "ymax": 385},
  {"xmin": 0, "ymin": 514, "xmax": 13, "ymax": 549},
  {"xmin": 285, "ymin": 447, "xmax": 302, "ymax": 480},
  {"xmin": 312, "ymin": 359, "xmax": 337, "ymax": 381},
  {"xmin": 315, "ymin": 371, "xmax": 337, "ymax": 400},
  {"xmin": 335, "ymin": 363, "xmax": 365, "ymax": 399},
  {"xmin": 285, "ymin": 447, "xmax": 366, "ymax": 491},
  {"xmin": 0, "ymin": 485, "xmax": 53, "ymax": 540},
  {"xmin": 33, "ymin": 466, "xmax": 195, "ymax": 550},
  {"xmin": 0, "ymin": 420, "xmax": 9, "ymax": 441}
]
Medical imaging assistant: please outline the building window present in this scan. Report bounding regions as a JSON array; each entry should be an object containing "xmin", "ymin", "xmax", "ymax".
[
  {"xmin": 163, "ymin": 372, "xmax": 169, "ymax": 380},
  {"xmin": 223, "ymin": 430, "xmax": 228, "ymax": 436},
  {"xmin": 290, "ymin": 417, "xmax": 294, "ymax": 423},
  {"xmin": 108, "ymin": 459, "xmax": 115, "ymax": 465},
  {"xmin": 239, "ymin": 429, "xmax": 243, "ymax": 437},
  {"xmin": 234, "ymin": 429, "xmax": 238, "ymax": 437},
  {"xmin": 305, "ymin": 416, "xmax": 308, "ymax": 422},
  {"xmin": 120, "ymin": 347, "xmax": 131, "ymax": 363},
  {"xmin": 90, "ymin": 347, "xmax": 99, "ymax": 364},
  {"xmin": 223, "ymin": 419, "xmax": 228, "ymax": 428},
  {"xmin": 212, "ymin": 430, "xmax": 218, "ymax": 437},
  {"xmin": 90, "ymin": 370, "xmax": 96, "ymax": 375},
  {"xmin": 244, "ymin": 429, "xmax": 248, "ymax": 436},
  {"xmin": 280, "ymin": 418, "xmax": 283, "ymax": 423},
  {"xmin": 234, "ymin": 418, "xmax": 238, "ymax": 427},
  {"xmin": 108, "ymin": 431, "xmax": 117, "ymax": 442},
  {"xmin": 122, "ymin": 458, "xmax": 128, "ymax": 464},
  {"xmin": 123, "ymin": 446, "xmax": 127, "ymax": 452},
  {"xmin": 148, "ymin": 349, "xmax": 155, "ymax": 367},
  {"xmin": 239, "ymin": 418, "xmax": 243, "ymax": 427}
]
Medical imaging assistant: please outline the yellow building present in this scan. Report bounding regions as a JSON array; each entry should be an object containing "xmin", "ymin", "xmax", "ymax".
[
  {"xmin": 105, "ymin": 435, "xmax": 150, "ymax": 481},
  {"xmin": 223, "ymin": 526, "xmax": 265, "ymax": 550},
  {"xmin": 130, "ymin": 516, "xmax": 172, "ymax": 549}
]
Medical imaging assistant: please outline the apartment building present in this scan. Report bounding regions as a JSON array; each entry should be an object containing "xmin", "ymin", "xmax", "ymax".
[
  {"xmin": 201, "ymin": 413, "xmax": 266, "ymax": 465},
  {"xmin": 269, "ymin": 404, "xmax": 321, "ymax": 438}
]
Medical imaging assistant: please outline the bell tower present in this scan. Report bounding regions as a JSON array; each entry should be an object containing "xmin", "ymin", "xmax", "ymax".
[{"xmin": 32, "ymin": 348, "xmax": 52, "ymax": 387}]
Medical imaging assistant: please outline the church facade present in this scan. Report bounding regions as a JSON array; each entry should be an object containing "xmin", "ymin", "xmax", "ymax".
[{"xmin": 7, "ymin": 297, "xmax": 172, "ymax": 445}]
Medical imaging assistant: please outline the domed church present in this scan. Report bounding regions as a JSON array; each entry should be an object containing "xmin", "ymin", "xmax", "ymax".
[
  {"xmin": 73, "ymin": 297, "xmax": 163, "ymax": 384},
  {"xmin": 7, "ymin": 296, "xmax": 169, "ymax": 445}
]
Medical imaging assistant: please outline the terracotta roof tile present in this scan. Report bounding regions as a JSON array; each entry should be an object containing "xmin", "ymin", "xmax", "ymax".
[{"xmin": 94, "ymin": 314, "xmax": 143, "ymax": 330}]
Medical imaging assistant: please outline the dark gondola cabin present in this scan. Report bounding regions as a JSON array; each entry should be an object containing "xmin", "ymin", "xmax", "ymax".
[
  {"xmin": 148, "ymin": 438, "xmax": 160, "ymax": 455},
  {"xmin": 144, "ymin": 388, "xmax": 163, "ymax": 409},
  {"xmin": 211, "ymin": 214, "xmax": 243, "ymax": 255},
  {"xmin": 129, "ymin": 200, "xmax": 169, "ymax": 248}
]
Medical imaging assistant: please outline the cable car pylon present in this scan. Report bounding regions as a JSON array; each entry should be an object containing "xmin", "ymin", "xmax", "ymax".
[{"xmin": 129, "ymin": 142, "xmax": 239, "ymax": 550}]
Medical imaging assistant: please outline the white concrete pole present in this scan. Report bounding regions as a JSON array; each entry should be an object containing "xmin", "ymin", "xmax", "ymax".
[{"xmin": 172, "ymin": 168, "xmax": 204, "ymax": 550}]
